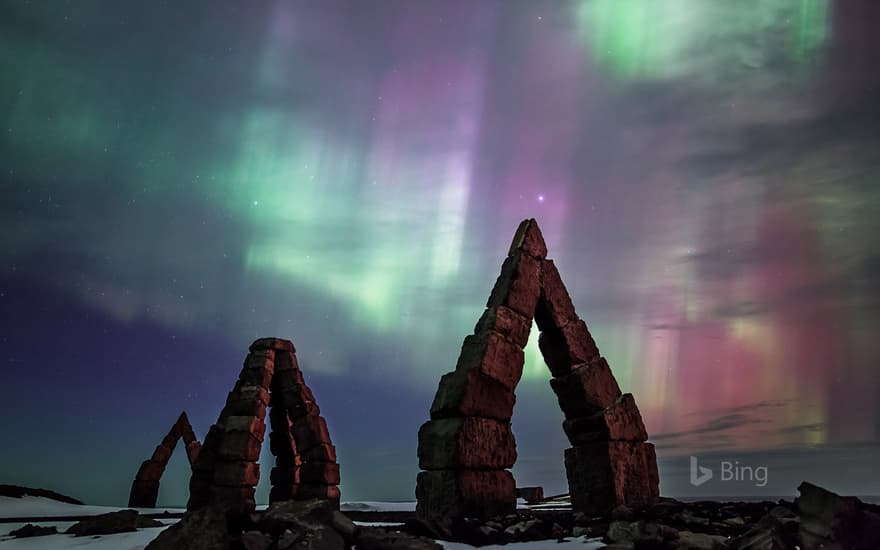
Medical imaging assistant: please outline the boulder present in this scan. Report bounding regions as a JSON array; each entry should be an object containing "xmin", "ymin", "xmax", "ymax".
[
  {"xmin": 145, "ymin": 505, "xmax": 229, "ymax": 550},
  {"xmin": 534, "ymin": 259, "xmax": 578, "ymax": 332},
  {"xmin": 486, "ymin": 252, "xmax": 542, "ymax": 318},
  {"xmin": 430, "ymin": 368, "xmax": 516, "ymax": 422},
  {"xmin": 418, "ymin": 417, "xmax": 516, "ymax": 470},
  {"xmin": 9, "ymin": 523, "xmax": 58, "ymax": 538},
  {"xmin": 240, "ymin": 530, "xmax": 273, "ymax": 550},
  {"xmin": 416, "ymin": 469, "xmax": 516, "ymax": 522},
  {"xmin": 455, "ymin": 330, "xmax": 525, "ymax": 391},
  {"xmin": 549, "ymin": 357, "xmax": 622, "ymax": 418},
  {"xmin": 565, "ymin": 441, "xmax": 659, "ymax": 515},
  {"xmin": 539, "ymin": 319, "xmax": 601, "ymax": 377},
  {"xmin": 562, "ymin": 393, "xmax": 648, "ymax": 444},
  {"xmin": 507, "ymin": 218, "xmax": 548, "ymax": 259},
  {"xmin": 474, "ymin": 306, "xmax": 533, "ymax": 348},
  {"xmin": 66, "ymin": 509, "xmax": 141, "ymax": 536}
]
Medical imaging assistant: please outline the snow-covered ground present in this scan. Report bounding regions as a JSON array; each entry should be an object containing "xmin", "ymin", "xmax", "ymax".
[{"xmin": 0, "ymin": 496, "xmax": 602, "ymax": 549}]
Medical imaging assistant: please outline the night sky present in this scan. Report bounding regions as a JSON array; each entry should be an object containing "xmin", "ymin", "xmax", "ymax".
[{"xmin": 2, "ymin": 1, "xmax": 879, "ymax": 506}]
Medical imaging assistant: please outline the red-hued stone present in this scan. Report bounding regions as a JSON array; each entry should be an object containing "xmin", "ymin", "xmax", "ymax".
[
  {"xmin": 538, "ymin": 319, "xmax": 601, "ymax": 377},
  {"xmin": 430, "ymin": 368, "xmax": 516, "ymax": 422},
  {"xmin": 564, "ymin": 441, "xmax": 659, "ymax": 515},
  {"xmin": 290, "ymin": 484, "xmax": 341, "ymax": 501},
  {"xmin": 221, "ymin": 415, "xmax": 267, "ymax": 441},
  {"xmin": 486, "ymin": 252, "xmax": 542, "ymax": 318},
  {"xmin": 213, "ymin": 460, "xmax": 260, "ymax": 487},
  {"xmin": 507, "ymin": 218, "xmax": 548, "ymax": 259},
  {"xmin": 534, "ymin": 259, "xmax": 578, "ymax": 332},
  {"xmin": 474, "ymin": 306, "xmax": 533, "ymax": 349},
  {"xmin": 455, "ymin": 331, "xmax": 525, "ymax": 391},
  {"xmin": 291, "ymin": 415, "xmax": 332, "ymax": 451},
  {"xmin": 249, "ymin": 337, "xmax": 296, "ymax": 353},
  {"xmin": 418, "ymin": 417, "xmax": 516, "ymax": 470},
  {"xmin": 562, "ymin": 393, "xmax": 648, "ymax": 444},
  {"xmin": 549, "ymin": 357, "xmax": 622, "ymax": 418},
  {"xmin": 210, "ymin": 485, "xmax": 256, "ymax": 515},
  {"xmin": 128, "ymin": 480, "xmax": 159, "ymax": 508},
  {"xmin": 416, "ymin": 470, "xmax": 516, "ymax": 522},
  {"xmin": 299, "ymin": 462, "xmax": 340, "ymax": 485},
  {"xmin": 270, "ymin": 466, "xmax": 300, "ymax": 485},
  {"xmin": 217, "ymin": 431, "xmax": 263, "ymax": 461},
  {"xmin": 243, "ymin": 349, "xmax": 275, "ymax": 370},
  {"xmin": 271, "ymin": 367, "xmax": 307, "ymax": 391},
  {"xmin": 301, "ymin": 443, "xmax": 336, "ymax": 463},
  {"xmin": 136, "ymin": 460, "xmax": 166, "ymax": 481},
  {"xmin": 151, "ymin": 445, "xmax": 173, "ymax": 464},
  {"xmin": 239, "ymin": 365, "xmax": 274, "ymax": 388}
]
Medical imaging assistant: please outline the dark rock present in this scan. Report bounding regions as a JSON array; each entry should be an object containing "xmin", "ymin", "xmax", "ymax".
[
  {"xmin": 145, "ymin": 506, "xmax": 229, "ymax": 550},
  {"xmin": 486, "ymin": 252, "xmax": 542, "ymax": 318},
  {"xmin": 507, "ymin": 218, "xmax": 548, "ymax": 259},
  {"xmin": 418, "ymin": 417, "xmax": 516, "ymax": 470},
  {"xmin": 356, "ymin": 526, "xmax": 443, "ymax": 550},
  {"xmin": 474, "ymin": 306, "xmax": 533, "ymax": 349},
  {"xmin": 249, "ymin": 337, "xmax": 296, "ymax": 353},
  {"xmin": 796, "ymin": 481, "xmax": 880, "ymax": 550},
  {"xmin": 534, "ymin": 259, "xmax": 578, "ymax": 332},
  {"xmin": 675, "ymin": 530, "xmax": 728, "ymax": 549},
  {"xmin": 291, "ymin": 414, "xmax": 332, "ymax": 451},
  {"xmin": 565, "ymin": 441, "xmax": 660, "ymax": 515},
  {"xmin": 213, "ymin": 460, "xmax": 260, "ymax": 487},
  {"xmin": 516, "ymin": 486, "xmax": 545, "ymax": 504},
  {"xmin": 539, "ymin": 319, "xmax": 601, "ymax": 377},
  {"xmin": 298, "ymin": 462, "xmax": 340, "ymax": 485},
  {"xmin": 9, "ymin": 523, "xmax": 58, "ymax": 538},
  {"xmin": 728, "ymin": 511, "xmax": 793, "ymax": 550},
  {"xmin": 550, "ymin": 357, "xmax": 622, "ymax": 417},
  {"xmin": 455, "ymin": 330, "xmax": 525, "ymax": 391},
  {"xmin": 416, "ymin": 469, "xmax": 516, "ymax": 522},
  {"xmin": 258, "ymin": 498, "xmax": 337, "ymax": 536},
  {"xmin": 429, "ymin": 368, "xmax": 516, "ymax": 422},
  {"xmin": 329, "ymin": 510, "xmax": 357, "ymax": 543},
  {"xmin": 66, "ymin": 509, "xmax": 140, "ymax": 536},
  {"xmin": 562, "ymin": 393, "xmax": 648, "ymax": 444},
  {"xmin": 240, "ymin": 530, "xmax": 272, "ymax": 550}
]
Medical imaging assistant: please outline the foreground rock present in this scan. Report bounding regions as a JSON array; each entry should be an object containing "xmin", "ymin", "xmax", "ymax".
[
  {"xmin": 66, "ymin": 509, "xmax": 163, "ymax": 536},
  {"xmin": 146, "ymin": 498, "xmax": 439, "ymax": 550},
  {"xmin": 9, "ymin": 523, "xmax": 58, "ymax": 538}
]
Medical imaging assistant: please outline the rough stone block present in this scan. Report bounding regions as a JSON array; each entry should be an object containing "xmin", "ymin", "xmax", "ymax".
[
  {"xmin": 516, "ymin": 486, "xmax": 545, "ymax": 503},
  {"xmin": 151, "ymin": 445, "xmax": 173, "ymax": 464},
  {"xmin": 564, "ymin": 441, "xmax": 659, "ymax": 516},
  {"xmin": 562, "ymin": 393, "xmax": 647, "ymax": 444},
  {"xmin": 549, "ymin": 357, "xmax": 622, "ymax": 418},
  {"xmin": 474, "ymin": 306, "xmax": 532, "ymax": 349},
  {"xmin": 271, "ymin": 367, "xmax": 307, "ymax": 391},
  {"xmin": 268, "ymin": 484, "xmax": 297, "ymax": 503},
  {"xmin": 187, "ymin": 470, "xmax": 214, "ymax": 509},
  {"xmin": 185, "ymin": 441, "xmax": 201, "ymax": 465},
  {"xmin": 535, "ymin": 259, "xmax": 578, "ymax": 332},
  {"xmin": 539, "ymin": 319, "xmax": 601, "ymax": 377},
  {"xmin": 128, "ymin": 480, "xmax": 159, "ymax": 508},
  {"xmin": 213, "ymin": 460, "xmax": 260, "ymax": 487},
  {"xmin": 273, "ymin": 350, "xmax": 301, "ymax": 371},
  {"xmin": 291, "ymin": 415, "xmax": 332, "ymax": 451},
  {"xmin": 220, "ymin": 396, "xmax": 267, "ymax": 421},
  {"xmin": 301, "ymin": 443, "xmax": 336, "ymax": 463},
  {"xmin": 455, "ymin": 331, "xmax": 525, "ymax": 391},
  {"xmin": 192, "ymin": 425, "xmax": 223, "ymax": 472},
  {"xmin": 269, "ymin": 429, "xmax": 297, "ymax": 458},
  {"xmin": 221, "ymin": 415, "xmax": 267, "ymax": 441},
  {"xmin": 430, "ymin": 368, "xmax": 515, "ymax": 422},
  {"xmin": 250, "ymin": 337, "xmax": 295, "ymax": 353},
  {"xmin": 416, "ymin": 470, "xmax": 516, "ymax": 521},
  {"xmin": 486, "ymin": 252, "xmax": 541, "ymax": 318},
  {"xmin": 244, "ymin": 349, "xmax": 275, "ymax": 370},
  {"xmin": 508, "ymin": 218, "xmax": 548, "ymax": 259},
  {"xmin": 239, "ymin": 365, "xmax": 273, "ymax": 388},
  {"xmin": 272, "ymin": 386, "xmax": 320, "ymax": 419},
  {"xmin": 299, "ymin": 462, "xmax": 340, "ymax": 485},
  {"xmin": 136, "ymin": 460, "xmax": 166, "ymax": 481},
  {"xmin": 217, "ymin": 430, "xmax": 263, "ymax": 461},
  {"xmin": 418, "ymin": 417, "xmax": 516, "ymax": 470}
]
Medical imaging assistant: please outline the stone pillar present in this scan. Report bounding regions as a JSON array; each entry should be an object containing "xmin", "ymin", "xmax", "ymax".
[{"xmin": 129, "ymin": 412, "xmax": 201, "ymax": 508}]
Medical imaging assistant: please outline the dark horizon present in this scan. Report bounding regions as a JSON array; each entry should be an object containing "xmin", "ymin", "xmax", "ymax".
[{"xmin": 2, "ymin": 0, "xmax": 879, "ymax": 506}]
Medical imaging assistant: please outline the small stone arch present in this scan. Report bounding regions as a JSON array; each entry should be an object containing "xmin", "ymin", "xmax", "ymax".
[
  {"xmin": 129, "ymin": 412, "xmax": 201, "ymax": 508},
  {"xmin": 187, "ymin": 338, "xmax": 340, "ymax": 515},
  {"xmin": 416, "ymin": 219, "xmax": 659, "ymax": 522}
]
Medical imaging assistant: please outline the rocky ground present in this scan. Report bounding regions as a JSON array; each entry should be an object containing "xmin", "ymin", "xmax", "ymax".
[{"xmin": 5, "ymin": 481, "xmax": 879, "ymax": 549}]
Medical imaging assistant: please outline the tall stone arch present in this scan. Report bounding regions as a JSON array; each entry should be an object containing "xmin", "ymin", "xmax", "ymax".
[
  {"xmin": 129, "ymin": 412, "xmax": 201, "ymax": 508},
  {"xmin": 187, "ymin": 338, "xmax": 340, "ymax": 515},
  {"xmin": 416, "ymin": 219, "xmax": 659, "ymax": 522}
]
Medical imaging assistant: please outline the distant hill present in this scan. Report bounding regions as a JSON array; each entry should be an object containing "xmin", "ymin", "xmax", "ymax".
[{"xmin": 0, "ymin": 484, "xmax": 83, "ymax": 505}]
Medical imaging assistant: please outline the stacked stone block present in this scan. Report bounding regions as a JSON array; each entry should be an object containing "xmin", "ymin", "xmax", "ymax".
[
  {"xmin": 129, "ymin": 412, "xmax": 201, "ymax": 508},
  {"xmin": 187, "ymin": 337, "xmax": 340, "ymax": 516},
  {"xmin": 417, "ymin": 219, "xmax": 659, "ymax": 523}
]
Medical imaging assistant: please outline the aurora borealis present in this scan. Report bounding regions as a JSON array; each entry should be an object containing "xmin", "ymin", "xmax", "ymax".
[{"xmin": 2, "ymin": 0, "xmax": 879, "ymax": 506}]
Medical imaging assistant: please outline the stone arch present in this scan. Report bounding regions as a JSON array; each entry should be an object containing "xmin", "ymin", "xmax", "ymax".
[
  {"xmin": 129, "ymin": 412, "xmax": 201, "ymax": 508},
  {"xmin": 416, "ymin": 219, "xmax": 659, "ymax": 522},
  {"xmin": 187, "ymin": 338, "xmax": 339, "ymax": 515}
]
